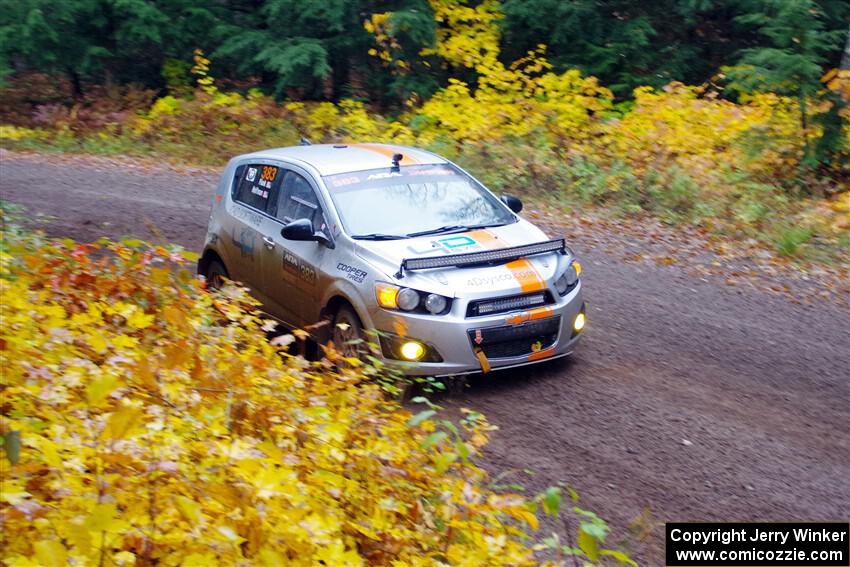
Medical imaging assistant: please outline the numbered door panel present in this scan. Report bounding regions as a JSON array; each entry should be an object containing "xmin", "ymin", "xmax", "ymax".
[
  {"xmin": 221, "ymin": 163, "xmax": 275, "ymax": 291},
  {"xmin": 262, "ymin": 166, "xmax": 336, "ymax": 328}
]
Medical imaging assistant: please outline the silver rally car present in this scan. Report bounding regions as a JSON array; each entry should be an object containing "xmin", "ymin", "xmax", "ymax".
[{"xmin": 199, "ymin": 143, "xmax": 585, "ymax": 375}]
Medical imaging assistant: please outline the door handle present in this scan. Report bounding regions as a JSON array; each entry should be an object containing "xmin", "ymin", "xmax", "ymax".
[{"xmin": 262, "ymin": 236, "xmax": 275, "ymax": 250}]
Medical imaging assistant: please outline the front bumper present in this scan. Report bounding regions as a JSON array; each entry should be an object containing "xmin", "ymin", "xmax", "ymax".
[{"xmin": 368, "ymin": 281, "xmax": 585, "ymax": 376}]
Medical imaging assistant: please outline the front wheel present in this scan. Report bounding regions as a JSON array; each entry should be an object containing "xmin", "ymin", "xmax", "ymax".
[
  {"xmin": 331, "ymin": 304, "xmax": 365, "ymax": 360},
  {"xmin": 204, "ymin": 259, "xmax": 229, "ymax": 290}
]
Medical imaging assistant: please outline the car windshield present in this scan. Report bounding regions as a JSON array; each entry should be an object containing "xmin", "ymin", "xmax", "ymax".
[{"xmin": 324, "ymin": 164, "xmax": 516, "ymax": 239}]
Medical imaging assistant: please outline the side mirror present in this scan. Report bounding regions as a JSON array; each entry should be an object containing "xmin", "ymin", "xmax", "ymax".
[
  {"xmin": 500, "ymin": 194, "xmax": 523, "ymax": 213},
  {"xmin": 281, "ymin": 218, "xmax": 333, "ymax": 248}
]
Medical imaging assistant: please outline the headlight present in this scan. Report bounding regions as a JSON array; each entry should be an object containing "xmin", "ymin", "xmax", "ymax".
[
  {"xmin": 554, "ymin": 273, "xmax": 569, "ymax": 295},
  {"xmin": 397, "ymin": 288, "xmax": 421, "ymax": 311},
  {"xmin": 375, "ymin": 283, "xmax": 450, "ymax": 315},
  {"xmin": 424, "ymin": 293, "xmax": 448, "ymax": 314},
  {"xmin": 554, "ymin": 261, "xmax": 580, "ymax": 296},
  {"xmin": 565, "ymin": 263, "xmax": 578, "ymax": 286}
]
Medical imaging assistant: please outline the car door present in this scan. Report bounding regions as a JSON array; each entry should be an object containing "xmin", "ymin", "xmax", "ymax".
[
  {"xmin": 262, "ymin": 166, "xmax": 334, "ymax": 327},
  {"xmin": 221, "ymin": 163, "xmax": 281, "ymax": 292}
]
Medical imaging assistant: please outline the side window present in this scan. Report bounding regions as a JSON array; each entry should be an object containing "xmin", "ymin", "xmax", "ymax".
[
  {"xmin": 274, "ymin": 171, "xmax": 327, "ymax": 232},
  {"xmin": 232, "ymin": 164, "xmax": 282, "ymax": 213}
]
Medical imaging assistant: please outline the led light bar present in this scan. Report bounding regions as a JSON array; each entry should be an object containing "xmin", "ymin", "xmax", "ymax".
[
  {"xmin": 475, "ymin": 292, "xmax": 547, "ymax": 316},
  {"xmin": 398, "ymin": 238, "xmax": 565, "ymax": 277}
]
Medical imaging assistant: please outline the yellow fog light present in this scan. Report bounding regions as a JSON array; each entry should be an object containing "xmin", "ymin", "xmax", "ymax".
[
  {"xmin": 573, "ymin": 260, "xmax": 582, "ymax": 276},
  {"xmin": 573, "ymin": 312, "xmax": 586, "ymax": 332},
  {"xmin": 376, "ymin": 283, "xmax": 399, "ymax": 309},
  {"xmin": 400, "ymin": 341, "xmax": 426, "ymax": 361}
]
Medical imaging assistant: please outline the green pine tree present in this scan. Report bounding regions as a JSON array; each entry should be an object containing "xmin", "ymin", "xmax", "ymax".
[{"xmin": 725, "ymin": 0, "xmax": 846, "ymax": 169}]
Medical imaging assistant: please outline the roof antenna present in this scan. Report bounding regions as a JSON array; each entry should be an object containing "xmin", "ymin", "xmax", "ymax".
[
  {"xmin": 299, "ymin": 136, "xmax": 312, "ymax": 146},
  {"xmin": 391, "ymin": 153, "xmax": 403, "ymax": 170}
]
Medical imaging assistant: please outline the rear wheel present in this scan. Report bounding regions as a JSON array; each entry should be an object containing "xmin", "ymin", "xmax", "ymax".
[
  {"xmin": 331, "ymin": 304, "xmax": 364, "ymax": 359},
  {"xmin": 204, "ymin": 259, "xmax": 229, "ymax": 290}
]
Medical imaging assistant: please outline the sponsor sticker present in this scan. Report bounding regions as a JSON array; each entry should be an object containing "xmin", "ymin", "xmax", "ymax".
[
  {"xmin": 246, "ymin": 167, "xmax": 257, "ymax": 182},
  {"xmin": 436, "ymin": 235, "xmax": 477, "ymax": 249},
  {"xmin": 407, "ymin": 235, "xmax": 482, "ymax": 256},
  {"xmin": 329, "ymin": 175, "xmax": 361, "ymax": 188},
  {"xmin": 230, "ymin": 204, "xmax": 263, "ymax": 227},
  {"xmin": 337, "ymin": 262, "xmax": 368, "ymax": 284},
  {"xmin": 366, "ymin": 171, "xmax": 403, "ymax": 181},
  {"xmin": 282, "ymin": 250, "xmax": 316, "ymax": 284},
  {"xmin": 230, "ymin": 228, "xmax": 256, "ymax": 258},
  {"xmin": 467, "ymin": 270, "xmax": 538, "ymax": 287}
]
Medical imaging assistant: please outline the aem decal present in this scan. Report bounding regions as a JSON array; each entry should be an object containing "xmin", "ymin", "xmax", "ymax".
[
  {"xmin": 282, "ymin": 249, "xmax": 316, "ymax": 284},
  {"xmin": 337, "ymin": 263, "xmax": 367, "ymax": 284},
  {"xmin": 366, "ymin": 171, "xmax": 403, "ymax": 181}
]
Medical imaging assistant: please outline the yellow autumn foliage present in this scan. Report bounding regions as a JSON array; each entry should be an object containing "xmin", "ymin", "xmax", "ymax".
[{"xmin": 0, "ymin": 230, "xmax": 551, "ymax": 566}]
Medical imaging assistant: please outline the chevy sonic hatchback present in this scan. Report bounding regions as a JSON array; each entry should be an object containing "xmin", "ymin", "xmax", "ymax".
[{"xmin": 199, "ymin": 143, "xmax": 585, "ymax": 375}]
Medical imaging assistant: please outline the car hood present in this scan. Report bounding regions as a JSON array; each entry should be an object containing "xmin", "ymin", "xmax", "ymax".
[{"xmin": 354, "ymin": 220, "xmax": 569, "ymax": 297}]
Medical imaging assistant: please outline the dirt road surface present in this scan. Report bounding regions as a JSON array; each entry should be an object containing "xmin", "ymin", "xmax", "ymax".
[{"xmin": 3, "ymin": 152, "xmax": 848, "ymax": 563}]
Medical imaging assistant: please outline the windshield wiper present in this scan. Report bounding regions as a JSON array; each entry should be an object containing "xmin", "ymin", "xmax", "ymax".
[
  {"xmin": 352, "ymin": 233, "xmax": 406, "ymax": 240},
  {"xmin": 464, "ymin": 221, "xmax": 513, "ymax": 230},
  {"xmin": 405, "ymin": 221, "xmax": 512, "ymax": 238},
  {"xmin": 405, "ymin": 225, "xmax": 468, "ymax": 238}
]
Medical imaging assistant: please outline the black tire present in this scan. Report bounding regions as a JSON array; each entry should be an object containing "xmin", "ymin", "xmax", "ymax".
[
  {"xmin": 205, "ymin": 259, "xmax": 229, "ymax": 290},
  {"xmin": 331, "ymin": 304, "xmax": 365, "ymax": 359}
]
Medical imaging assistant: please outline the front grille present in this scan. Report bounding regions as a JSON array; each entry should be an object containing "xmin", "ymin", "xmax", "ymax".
[
  {"xmin": 466, "ymin": 291, "xmax": 554, "ymax": 318},
  {"xmin": 468, "ymin": 317, "xmax": 560, "ymax": 359}
]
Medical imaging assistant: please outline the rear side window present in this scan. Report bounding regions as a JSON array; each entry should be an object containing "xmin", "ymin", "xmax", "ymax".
[{"xmin": 232, "ymin": 164, "xmax": 282, "ymax": 213}]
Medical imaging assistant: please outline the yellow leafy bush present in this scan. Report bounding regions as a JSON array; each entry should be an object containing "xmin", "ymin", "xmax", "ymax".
[
  {"xmin": 284, "ymin": 100, "xmax": 413, "ymax": 144},
  {"xmin": 409, "ymin": 1, "xmax": 613, "ymax": 146},
  {"xmin": 0, "ymin": 231, "xmax": 550, "ymax": 565},
  {"xmin": 0, "ymin": 125, "xmax": 47, "ymax": 141},
  {"xmin": 593, "ymin": 84, "xmax": 805, "ymax": 187}
]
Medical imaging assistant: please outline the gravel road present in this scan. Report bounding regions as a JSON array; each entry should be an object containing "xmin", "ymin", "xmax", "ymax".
[{"xmin": 2, "ymin": 151, "xmax": 848, "ymax": 563}]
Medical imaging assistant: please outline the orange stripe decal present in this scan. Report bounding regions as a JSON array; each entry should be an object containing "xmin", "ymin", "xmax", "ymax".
[
  {"xmin": 349, "ymin": 143, "xmax": 420, "ymax": 164},
  {"xmin": 466, "ymin": 230, "xmax": 547, "ymax": 293},
  {"xmin": 528, "ymin": 347, "xmax": 556, "ymax": 362},
  {"xmin": 506, "ymin": 259, "xmax": 546, "ymax": 293},
  {"xmin": 465, "ymin": 229, "xmax": 504, "ymax": 249}
]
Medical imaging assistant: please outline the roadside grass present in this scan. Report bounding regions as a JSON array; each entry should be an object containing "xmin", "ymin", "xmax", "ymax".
[{"xmin": 773, "ymin": 225, "xmax": 815, "ymax": 258}]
